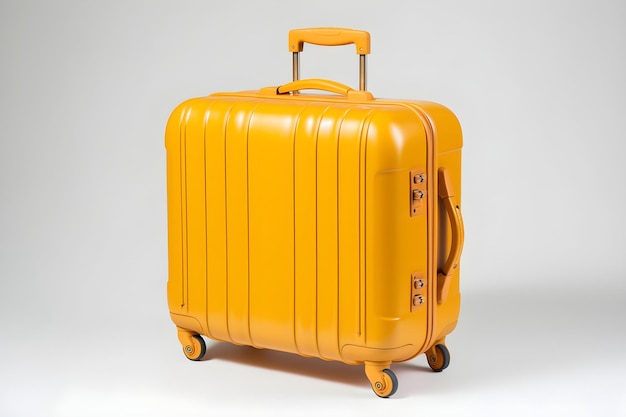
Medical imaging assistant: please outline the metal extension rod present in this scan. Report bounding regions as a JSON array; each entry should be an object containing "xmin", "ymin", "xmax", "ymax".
[{"xmin": 292, "ymin": 52, "xmax": 367, "ymax": 91}]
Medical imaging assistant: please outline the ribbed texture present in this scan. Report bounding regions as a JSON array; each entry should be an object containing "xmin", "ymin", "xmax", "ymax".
[
  {"xmin": 179, "ymin": 98, "xmax": 372, "ymax": 361},
  {"xmin": 166, "ymin": 95, "xmax": 451, "ymax": 366}
]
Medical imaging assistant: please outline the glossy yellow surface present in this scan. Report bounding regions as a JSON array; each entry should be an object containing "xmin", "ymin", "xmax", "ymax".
[{"xmin": 166, "ymin": 86, "xmax": 462, "ymax": 360}]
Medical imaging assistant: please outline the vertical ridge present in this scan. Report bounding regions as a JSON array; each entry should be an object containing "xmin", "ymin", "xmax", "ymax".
[
  {"xmin": 335, "ymin": 108, "xmax": 350, "ymax": 360},
  {"xmin": 360, "ymin": 110, "xmax": 375, "ymax": 344},
  {"xmin": 205, "ymin": 100, "xmax": 235, "ymax": 342},
  {"xmin": 180, "ymin": 106, "xmax": 192, "ymax": 310},
  {"xmin": 244, "ymin": 103, "xmax": 261, "ymax": 347},
  {"xmin": 293, "ymin": 111, "xmax": 297, "ymax": 353},
  {"xmin": 185, "ymin": 101, "xmax": 211, "ymax": 335},
  {"xmin": 222, "ymin": 105, "xmax": 228, "ymax": 339},
  {"xmin": 223, "ymin": 100, "xmax": 258, "ymax": 346},
  {"xmin": 202, "ymin": 103, "xmax": 215, "ymax": 340},
  {"xmin": 294, "ymin": 104, "xmax": 327, "ymax": 358},
  {"xmin": 223, "ymin": 103, "xmax": 234, "ymax": 343},
  {"xmin": 313, "ymin": 106, "xmax": 330, "ymax": 359},
  {"xmin": 315, "ymin": 105, "xmax": 349, "ymax": 361},
  {"xmin": 335, "ymin": 107, "xmax": 373, "ymax": 360},
  {"xmin": 245, "ymin": 108, "xmax": 252, "ymax": 346},
  {"xmin": 291, "ymin": 105, "xmax": 310, "ymax": 355},
  {"xmin": 179, "ymin": 109, "xmax": 185, "ymax": 308}
]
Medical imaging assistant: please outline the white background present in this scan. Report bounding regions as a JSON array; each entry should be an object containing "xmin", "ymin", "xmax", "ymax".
[{"xmin": 1, "ymin": 0, "xmax": 625, "ymax": 416}]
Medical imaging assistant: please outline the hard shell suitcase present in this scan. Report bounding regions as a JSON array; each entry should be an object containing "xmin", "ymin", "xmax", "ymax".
[{"xmin": 165, "ymin": 28, "xmax": 464, "ymax": 397}]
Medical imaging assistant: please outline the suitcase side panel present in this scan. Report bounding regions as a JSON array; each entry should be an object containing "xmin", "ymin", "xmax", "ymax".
[
  {"xmin": 424, "ymin": 102, "xmax": 463, "ymax": 344},
  {"xmin": 361, "ymin": 109, "xmax": 430, "ymax": 354},
  {"xmin": 403, "ymin": 101, "xmax": 463, "ymax": 348},
  {"xmin": 435, "ymin": 148, "xmax": 462, "ymax": 339}
]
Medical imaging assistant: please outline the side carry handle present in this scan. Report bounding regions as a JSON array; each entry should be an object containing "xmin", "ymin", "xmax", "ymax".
[
  {"xmin": 288, "ymin": 27, "xmax": 370, "ymax": 91},
  {"xmin": 437, "ymin": 167, "xmax": 465, "ymax": 304}
]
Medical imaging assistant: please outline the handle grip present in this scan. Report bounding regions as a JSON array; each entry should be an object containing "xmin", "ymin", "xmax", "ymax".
[
  {"xmin": 289, "ymin": 27, "xmax": 371, "ymax": 54},
  {"xmin": 437, "ymin": 167, "xmax": 465, "ymax": 304},
  {"xmin": 275, "ymin": 78, "xmax": 373, "ymax": 100},
  {"xmin": 258, "ymin": 78, "xmax": 373, "ymax": 100}
]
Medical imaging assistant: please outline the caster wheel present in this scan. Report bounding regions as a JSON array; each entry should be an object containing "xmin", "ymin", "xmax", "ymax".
[
  {"xmin": 426, "ymin": 344, "xmax": 450, "ymax": 372},
  {"xmin": 372, "ymin": 369, "xmax": 398, "ymax": 398},
  {"xmin": 182, "ymin": 334, "xmax": 206, "ymax": 361}
]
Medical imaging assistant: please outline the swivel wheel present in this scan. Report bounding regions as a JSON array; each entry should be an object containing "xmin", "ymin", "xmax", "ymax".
[
  {"xmin": 183, "ymin": 335, "xmax": 206, "ymax": 361},
  {"xmin": 365, "ymin": 362, "xmax": 399, "ymax": 398},
  {"xmin": 177, "ymin": 329, "xmax": 206, "ymax": 361},
  {"xmin": 426, "ymin": 343, "xmax": 450, "ymax": 372}
]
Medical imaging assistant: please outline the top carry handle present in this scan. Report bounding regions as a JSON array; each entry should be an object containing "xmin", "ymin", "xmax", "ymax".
[{"xmin": 289, "ymin": 27, "xmax": 371, "ymax": 91}]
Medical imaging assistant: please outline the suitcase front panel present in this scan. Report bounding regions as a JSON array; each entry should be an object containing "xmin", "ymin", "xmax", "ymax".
[{"xmin": 166, "ymin": 96, "xmax": 433, "ymax": 364}]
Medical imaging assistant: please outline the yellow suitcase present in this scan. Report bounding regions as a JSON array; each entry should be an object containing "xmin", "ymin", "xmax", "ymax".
[{"xmin": 165, "ymin": 28, "xmax": 464, "ymax": 397}]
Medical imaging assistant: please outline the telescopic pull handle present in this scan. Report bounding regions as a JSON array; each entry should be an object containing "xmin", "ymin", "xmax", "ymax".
[{"xmin": 288, "ymin": 27, "xmax": 370, "ymax": 91}]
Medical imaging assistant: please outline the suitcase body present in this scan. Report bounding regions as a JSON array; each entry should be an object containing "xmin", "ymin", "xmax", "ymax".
[{"xmin": 165, "ymin": 28, "xmax": 464, "ymax": 397}]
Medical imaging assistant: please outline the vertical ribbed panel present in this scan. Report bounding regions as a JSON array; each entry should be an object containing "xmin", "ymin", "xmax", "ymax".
[
  {"xmin": 315, "ymin": 107, "xmax": 348, "ymax": 360},
  {"xmin": 358, "ymin": 111, "xmax": 371, "ymax": 344},
  {"xmin": 293, "ymin": 106, "xmax": 324, "ymax": 357},
  {"xmin": 183, "ymin": 98, "xmax": 375, "ymax": 359},
  {"xmin": 167, "ymin": 94, "xmax": 439, "ymax": 365},
  {"xmin": 204, "ymin": 100, "xmax": 232, "ymax": 341},
  {"xmin": 247, "ymin": 104, "xmax": 297, "ymax": 351},
  {"xmin": 183, "ymin": 105, "xmax": 209, "ymax": 322},
  {"xmin": 337, "ymin": 108, "xmax": 373, "ymax": 357},
  {"xmin": 166, "ymin": 106, "xmax": 188, "ymax": 311},
  {"xmin": 224, "ymin": 103, "xmax": 257, "ymax": 346},
  {"xmin": 179, "ymin": 107, "xmax": 189, "ymax": 311}
]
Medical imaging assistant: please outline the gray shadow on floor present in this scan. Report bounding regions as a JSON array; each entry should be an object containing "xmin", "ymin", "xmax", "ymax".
[
  {"xmin": 397, "ymin": 286, "xmax": 626, "ymax": 395},
  {"xmin": 195, "ymin": 286, "xmax": 626, "ymax": 396},
  {"xmin": 202, "ymin": 342, "xmax": 369, "ymax": 388}
]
